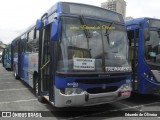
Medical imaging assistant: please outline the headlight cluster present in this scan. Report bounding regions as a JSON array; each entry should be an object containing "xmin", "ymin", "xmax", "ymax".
[
  {"xmin": 121, "ymin": 82, "xmax": 131, "ymax": 89},
  {"xmin": 60, "ymin": 88, "xmax": 84, "ymax": 95},
  {"xmin": 143, "ymin": 73, "xmax": 154, "ymax": 81}
]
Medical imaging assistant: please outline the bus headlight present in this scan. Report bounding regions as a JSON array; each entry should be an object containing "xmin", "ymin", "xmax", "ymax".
[
  {"xmin": 60, "ymin": 88, "xmax": 84, "ymax": 95},
  {"xmin": 65, "ymin": 88, "xmax": 74, "ymax": 95},
  {"xmin": 75, "ymin": 88, "xmax": 83, "ymax": 94}
]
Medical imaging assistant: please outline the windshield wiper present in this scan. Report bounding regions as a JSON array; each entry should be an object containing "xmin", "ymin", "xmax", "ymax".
[
  {"xmin": 105, "ymin": 22, "xmax": 114, "ymax": 45},
  {"xmin": 79, "ymin": 15, "xmax": 91, "ymax": 38}
]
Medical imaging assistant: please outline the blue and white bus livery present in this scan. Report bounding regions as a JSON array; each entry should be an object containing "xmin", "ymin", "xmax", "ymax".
[{"xmin": 13, "ymin": 2, "xmax": 132, "ymax": 107}]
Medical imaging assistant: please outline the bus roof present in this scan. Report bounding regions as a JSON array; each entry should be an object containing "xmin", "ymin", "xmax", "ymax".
[
  {"xmin": 45, "ymin": 2, "xmax": 124, "ymax": 23},
  {"xmin": 12, "ymin": 2, "xmax": 124, "ymax": 44},
  {"xmin": 125, "ymin": 17, "xmax": 148, "ymax": 26},
  {"xmin": 125, "ymin": 17, "xmax": 160, "ymax": 31},
  {"xmin": 125, "ymin": 17, "xmax": 160, "ymax": 26}
]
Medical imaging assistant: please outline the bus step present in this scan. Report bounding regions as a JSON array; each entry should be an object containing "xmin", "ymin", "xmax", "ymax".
[
  {"xmin": 43, "ymin": 96, "xmax": 54, "ymax": 106},
  {"xmin": 43, "ymin": 96, "xmax": 49, "ymax": 101}
]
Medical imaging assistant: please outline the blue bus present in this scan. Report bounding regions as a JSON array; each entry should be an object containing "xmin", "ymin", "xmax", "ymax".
[
  {"xmin": 12, "ymin": 2, "xmax": 132, "ymax": 107},
  {"xmin": 11, "ymin": 25, "xmax": 37, "ymax": 79},
  {"xmin": 126, "ymin": 17, "xmax": 160, "ymax": 94},
  {"xmin": 2, "ymin": 44, "xmax": 12, "ymax": 70}
]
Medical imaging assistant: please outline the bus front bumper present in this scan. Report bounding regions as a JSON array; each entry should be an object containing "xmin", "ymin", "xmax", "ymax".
[{"xmin": 54, "ymin": 86, "xmax": 131, "ymax": 107}]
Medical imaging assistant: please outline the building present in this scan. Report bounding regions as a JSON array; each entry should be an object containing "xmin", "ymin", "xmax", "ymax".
[
  {"xmin": 125, "ymin": 16, "xmax": 133, "ymax": 21},
  {"xmin": 101, "ymin": 0, "xmax": 126, "ymax": 19}
]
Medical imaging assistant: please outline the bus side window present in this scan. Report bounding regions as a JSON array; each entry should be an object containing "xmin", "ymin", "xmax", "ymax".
[
  {"xmin": 26, "ymin": 32, "xmax": 31, "ymax": 53},
  {"xmin": 34, "ymin": 30, "xmax": 39, "ymax": 52},
  {"xmin": 25, "ymin": 28, "xmax": 39, "ymax": 53}
]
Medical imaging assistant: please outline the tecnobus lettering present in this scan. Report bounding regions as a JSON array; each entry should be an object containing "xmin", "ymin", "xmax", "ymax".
[{"xmin": 106, "ymin": 67, "xmax": 131, "ymax": 72}]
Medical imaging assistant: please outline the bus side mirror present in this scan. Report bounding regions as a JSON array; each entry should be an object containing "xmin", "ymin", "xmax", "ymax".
[
  {"xmin": 36, "ymin": 19, "xmax": 43, "ymax": 30},
  {"xmin": 51, "ymin": 20, "xmax": 58, "ymax": 41},
  {"xmin": 144, "ymin": 28, "xmax": 150, "ymax": 41}
]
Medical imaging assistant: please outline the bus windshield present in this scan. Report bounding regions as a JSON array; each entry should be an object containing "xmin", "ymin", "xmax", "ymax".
[
  {"xmin": 145, "ymin": 30, "xmax": 160, "ymax": 64},
  {"xmin": 58, "ymin": 17, "xmax": 130, "ymax": 73}
]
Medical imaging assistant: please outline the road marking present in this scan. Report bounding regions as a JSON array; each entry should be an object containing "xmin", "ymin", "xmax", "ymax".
[
  {"xmin": 0, "ymin": 73, "xmax": 12, "ymax": 74},
  {"xmin": 0, "ymin": 99, "xmax": 37, "ymax": 104},
  {"xmin": 116, "ymin": 101, "xmax": 160, "ymax": 111},
  {"xmin": 0, "ymin": 78, "xmax": 14, "ymax": 80},
  {"xmin": 116, "ymin": 102, "xmax": 132, "ymax": 108},
  {"xmin": 0, "ymin": 82, "xmax": 21, "ymax": 85},
  {"xmin": 116, "ymin": 102, "xmax": 143, "ymax": 111},
  {"xmin": 0, "ymin": 74, "xmax": 13, "ymax": 76},
  {"xmin": 0, "ymin": 88, "xmax": 31, "ymax": 92},
  {"xmin": 121, "ymin": 101, "xmax": 160, "ymax": 110}
]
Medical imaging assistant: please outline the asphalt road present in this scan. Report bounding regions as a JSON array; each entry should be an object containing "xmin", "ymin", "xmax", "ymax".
[{"xmin": 0, "ymin": 63, "xmax": 160, "ymax": 120}]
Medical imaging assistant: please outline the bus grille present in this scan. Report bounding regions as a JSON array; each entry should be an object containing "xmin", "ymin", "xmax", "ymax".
[
  {"xmin": 75, "ymin": 77, "xmax": 125, "ymax": 84},
  {"xmin": 86, "ymin": 86, "xmax": 118, "ymax": 94}
]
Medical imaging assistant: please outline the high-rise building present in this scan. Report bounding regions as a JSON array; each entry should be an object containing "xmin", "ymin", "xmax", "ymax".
[
  {"xmin": 101, "ymin": 0, "xmax": 126, "ymax": 19},
  {"xmin": 125, "ymin": 16, "xmax": 133, "ymax": 21}
]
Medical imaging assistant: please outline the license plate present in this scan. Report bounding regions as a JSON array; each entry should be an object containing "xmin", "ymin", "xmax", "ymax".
[{"xmin": 121, "ymin": 91, "xmax": 131, "ymax": 97}]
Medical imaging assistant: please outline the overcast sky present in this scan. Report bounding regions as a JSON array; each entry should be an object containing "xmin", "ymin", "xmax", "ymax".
[{"xmin": 0, "ymin": 0, "xmax": 160, "ymax": 44}]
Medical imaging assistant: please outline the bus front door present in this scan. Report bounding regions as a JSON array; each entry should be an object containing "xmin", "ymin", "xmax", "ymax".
[
  {"xmin": 128, "ymin": 30, "xmax": 139, "ymax": 91},
  {"xmin": 38, "ymin": 24, "xmax": 54, "ymax": 102}
]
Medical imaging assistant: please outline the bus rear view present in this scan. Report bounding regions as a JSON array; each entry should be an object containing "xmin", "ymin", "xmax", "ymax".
[{"xmin": 126, "ymin": 17, "xmax": 160, "ymax": 94}]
